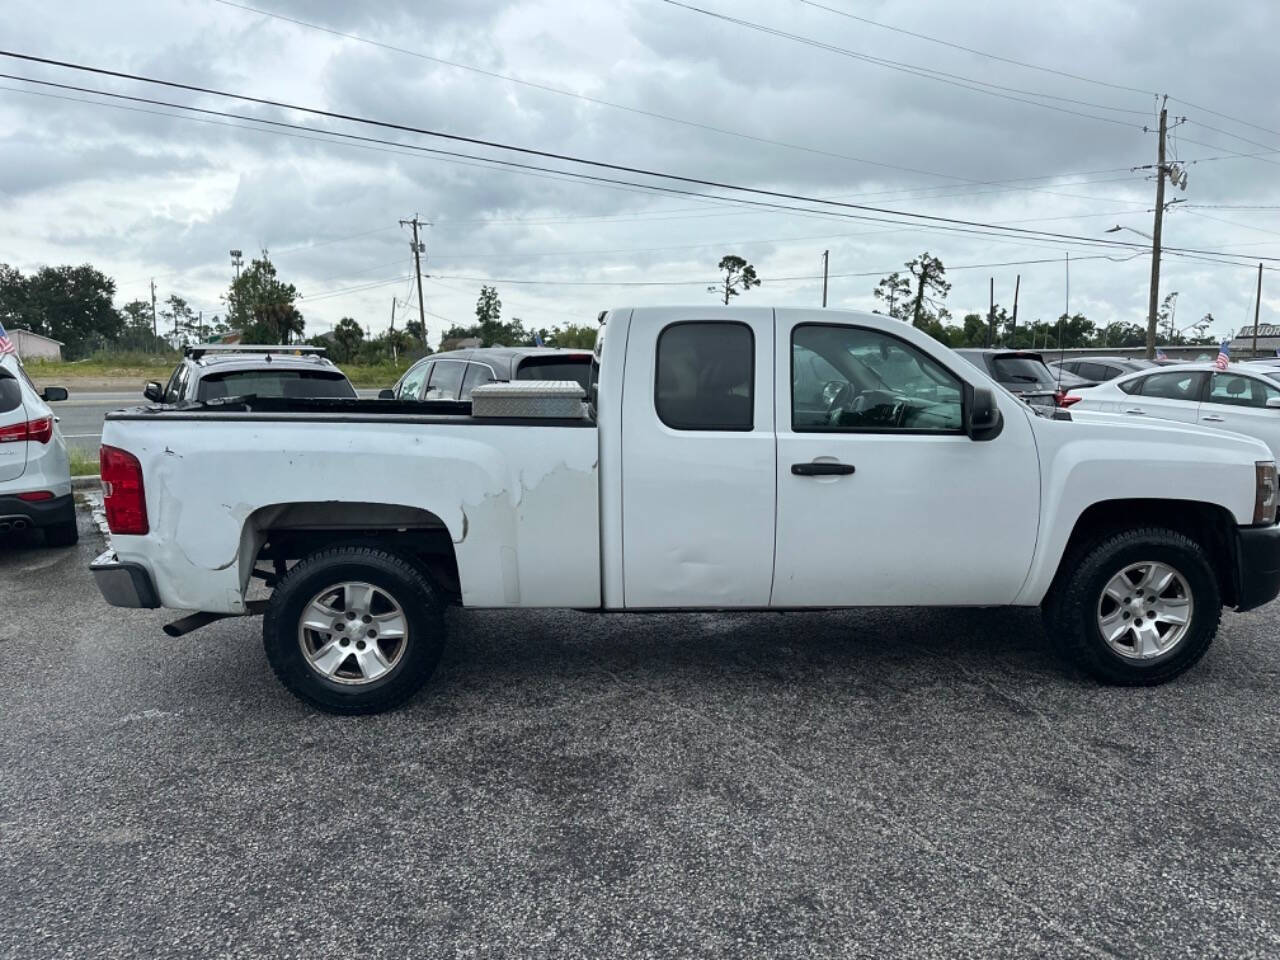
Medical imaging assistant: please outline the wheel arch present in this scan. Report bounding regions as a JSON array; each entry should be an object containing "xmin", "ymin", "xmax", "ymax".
[
  {"xmin": 239, "ymin": 500, "xmax": 461, "ymax": 601},
  {"xmin": 1047, "ymin": 498, "xmax": 1239, "ymax": 608}
]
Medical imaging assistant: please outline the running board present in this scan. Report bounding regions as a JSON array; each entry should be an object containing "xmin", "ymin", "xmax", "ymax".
[{"xmin": 163, "ymin": 600, "xmax": 268, "ymax": 638}]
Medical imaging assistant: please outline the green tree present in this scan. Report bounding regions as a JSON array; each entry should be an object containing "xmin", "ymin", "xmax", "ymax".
[
  {"xmin": 159, "ymin": 294, "xmax": 197, "ymax": 348},
  {"xmin": 905, "ymin": 253, "xmax": 951, "ymax": 329},
  {"xmin": 0, "ymin": 263, "xmax": 122, "ymax": 358},
  {"xmin": 709, "ymin": 255, "xmax": 760, "ymax": 305},
  {"xmin": 872, "ymin": 271, "xmax": 911, "ymax": 321},
  {"xmin": 226, "ymin": 251, "xmax": 304, "ymax": 343},
  {"xmin": 545, "ymin": 323, "xmax": 598, "ymax": 349},
  {"xmin": 331, "ymin": 316, "xmax": 364, "ymax": 363}
]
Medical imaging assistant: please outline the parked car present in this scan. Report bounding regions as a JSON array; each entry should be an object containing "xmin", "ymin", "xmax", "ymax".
[
  {"xmin": 143, "ymin": 345, "xmax": 357, "ymax": 404},
  {"xmin": 953, "ymin": 349, "xmax": 1078, "ymax": 408},
  {"xmin": 381, "ymin": 346, "xmax": 593, "ymax": 402},
  {"xmin": 0, "ymin": 352, "xmax": 75, "ymax": 546},
  {"xmin": 1071, "ymin": 362, "xmax": 1280, "ymax": 460},
  {"xmin": 88, "ymin": 306, "xmax": 1280, "ymax": 713},
  {"xmin": 1050, "ymin": 356, "xmax": 1158, "ymax": 386}
]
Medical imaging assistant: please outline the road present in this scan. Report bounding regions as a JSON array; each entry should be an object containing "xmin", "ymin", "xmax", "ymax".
[
  {"xmin": 2, "ymin": 505, "xmax": 1279, "ymax": 958},
  {"xmin": 55, "ymin": 390, "xmax": 381, "ymax": 457}
]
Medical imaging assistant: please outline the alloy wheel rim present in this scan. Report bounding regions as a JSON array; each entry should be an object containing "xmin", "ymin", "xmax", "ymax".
[
  {"xmin": 297, "ymin": 581, "xmax": 409, "ymax": 685},
  {"xmin": 1096, "ymin": 561, "xmax": 1194, "ymax": 661}
]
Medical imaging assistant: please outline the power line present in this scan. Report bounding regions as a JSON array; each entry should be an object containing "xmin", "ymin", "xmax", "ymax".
[
  {"xmin": 207, "ymin": 0, "xmax": 1004, "ymax": 188},
  {"xmin": 792, "ymin": 0, "xmax": 1155, "ymax": 96},
  {"xmin": 658, "ymin": 0, "xmax": 1146, "ymax": 126},
  {"xmin": 0, "ymin": 53, "xmax": 1171, "ymax": 257},
  {"xmin": 1169, "ymin": 96, "xmax": 1280, "ymax": 144}
]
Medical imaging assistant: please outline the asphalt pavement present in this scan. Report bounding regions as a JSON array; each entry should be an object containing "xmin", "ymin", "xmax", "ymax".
[{"xmin": 2, "ymin": 505, "xmax": 1279, "ymax": 959}]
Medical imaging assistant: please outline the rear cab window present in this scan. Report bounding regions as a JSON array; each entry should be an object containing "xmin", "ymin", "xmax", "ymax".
[
  {"xmin": 655, "ymin": 321, "xmax": 754, "ymax": 431},
  {"xmin": 197, "ymin": 369, "xmax": 356, "ymax": 401}
]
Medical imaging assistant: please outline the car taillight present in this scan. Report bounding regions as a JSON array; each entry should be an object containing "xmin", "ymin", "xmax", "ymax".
[
  {"xmin": 100, "ymin": 444, "xmax": 149, "ymax": 535},
  {"xmin": 0, "ymin": 416, "xmax": 53, "ymax": 444},
  {"xmin": 1055, "ymin": 391, "xmax": 1082, "ymax": 408}
]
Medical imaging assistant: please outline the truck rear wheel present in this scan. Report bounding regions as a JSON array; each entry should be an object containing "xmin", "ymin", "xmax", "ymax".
[
  {"xmin": 263, "ymin": 545, "xmax": 446, "ymax": 714},
  {"xmin": 1044, "ymin": 527, "xmax": 1221, "ymax": 685}
]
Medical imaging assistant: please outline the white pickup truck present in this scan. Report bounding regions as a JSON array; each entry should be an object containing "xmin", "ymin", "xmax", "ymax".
[{"xmin": 91, "ymin": 307, "xmax": 1280, "ymax": 713}]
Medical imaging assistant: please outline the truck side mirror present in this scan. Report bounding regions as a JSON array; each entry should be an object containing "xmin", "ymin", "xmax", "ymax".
[
  {"xmin": 41, "ymin": 386, "xmax": 68, "ymax": 402},
  {"xmin": 378, "ymin": 389, "xmax": 395, "ymax": 400},
  {"xmin": 965, "ymin": 384, "xmax": 1003, "ymax": 441},
  {"xmin": 144, "ymin": 381, "xmax": 163, "ymax": 402},
  {"xmin": 1267, "ymin": 397, "xmax": 1280, "ymax": 410}
]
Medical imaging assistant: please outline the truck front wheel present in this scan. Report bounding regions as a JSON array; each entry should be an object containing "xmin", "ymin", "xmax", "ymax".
[
  {"xmin": 1044, "ymin": 527, "xmax": 1221, "ymax": 685},
  {"xmin": 263, "ymin": 545, "xmax": 446, "ymax": 714}
]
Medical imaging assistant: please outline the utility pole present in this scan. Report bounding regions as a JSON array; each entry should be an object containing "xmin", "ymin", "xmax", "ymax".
[
  {"xmin": 389, "ymin": 296, "xmax": 398, "ymax": 365},
  {"xmin": 230, "ymin": 249, "xmax": 243, "ymax": 282},
  {"xmin": 821, "ymin": 249, "xmax": 829, "ymax": 307},
  {"xmin": 400, "ymin": 214, "xmax": 428, "ymax": 351},
  {"xmin": 1253, "ymin": 262, "xmax": 1264, "ymax": 359},
  {"xmin": 1011, "ymin": 274, "xmax": 1020, "ymax": 345},
  {"xmin": 986, "ymin": 277, "xmax": 995, "ymax": 348},
  {"xmin": 1145, "ymin": 98, "xmax": 1169, "ymax": 360},
  {"xmin": 149, "ymin": 278, "xmax": 157, "ymax": 348}
]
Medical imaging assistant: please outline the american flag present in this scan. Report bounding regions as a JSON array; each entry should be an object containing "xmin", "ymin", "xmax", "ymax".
[
  {"xmin": 0, "ymin": 321, "xmax": 16, "ymax": 357},
  {"xmin": 1215, "ymin": 339, "xmax": 1231, "ymax": 370}
]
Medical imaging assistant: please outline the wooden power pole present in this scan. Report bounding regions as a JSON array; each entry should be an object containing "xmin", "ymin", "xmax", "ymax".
[
  {"xmin": 1253, "ymin": 262, "xmax": 1264, "ymax": 359},
  {"xmin": 150, "ymin": 278, "xmax": 157, "ymax": 347},
  {"xmin": 1145, "ymin": 98, "xmax": 1169, "ymax": 360},
  {"xmin": 821, "ymin": 250, "xmax": 829, "ymax": 307},
  {"xmin": 1010, "ymin": 274, "xmax": 1020, "ymax": 345},
  {"xmin": 400, "ymin": 214, "xmax": 428, "ymax": 351}
]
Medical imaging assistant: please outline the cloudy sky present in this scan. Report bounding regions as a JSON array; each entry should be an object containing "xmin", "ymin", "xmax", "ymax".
[{"xmin": 3, "ymin": 0, "xmax": 1280, "ymax": 344}]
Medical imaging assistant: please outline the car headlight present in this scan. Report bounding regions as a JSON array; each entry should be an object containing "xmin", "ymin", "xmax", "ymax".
[{"xmin": 1255, "ymin": 461, "xmax": 1278, "ymax": 525}]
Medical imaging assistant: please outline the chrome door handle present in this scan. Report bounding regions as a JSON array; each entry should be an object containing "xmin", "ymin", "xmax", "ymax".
[
  {"xmin": 1123, "ymin": 408, "xmax": 1146, "ymax": 415},
  {"xmin": 1201, "ymin": 415, "xmax": 1226, "ymax": 423}
]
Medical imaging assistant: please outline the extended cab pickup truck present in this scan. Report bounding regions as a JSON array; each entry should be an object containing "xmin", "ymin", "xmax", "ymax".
[{"xmin": 90, "ymin": 307, "xmax": 1280, "ymax": 713}]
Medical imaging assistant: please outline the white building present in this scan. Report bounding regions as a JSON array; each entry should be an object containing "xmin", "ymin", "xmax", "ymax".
[{"xmin": 10, "ymin": 328, "xmax": 64, "ymax": 361}]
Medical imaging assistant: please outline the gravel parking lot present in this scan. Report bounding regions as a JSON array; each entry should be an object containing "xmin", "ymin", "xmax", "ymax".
[{"xmin": 2, "ymin": 506, "xmax": 1278, "ymax": 959}]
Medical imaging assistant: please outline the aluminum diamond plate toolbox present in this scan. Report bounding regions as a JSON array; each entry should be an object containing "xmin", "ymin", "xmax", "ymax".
[{"xmin": 470, "ymin": 380, "xmax": 587, "ymax": 419}]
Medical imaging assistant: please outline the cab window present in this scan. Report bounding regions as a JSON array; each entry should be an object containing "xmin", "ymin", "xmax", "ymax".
[
  {"xmin": 424, "ymin": 360, "xmax": 466, "ymax": 400},
  {"xmin": 395, "ymin": 361, "xmax": 431, "ymax": 401},
  {"xmin": 792, "ymin": 325, "xmax": 962, "ymax": 432},
  {"xmin": 1134, "ymin": 371, "xmax": 1206, "ymax": 401},
  {"xmin": 1207, "ymin": 373, "xmax": 1280, "ymax": 408},
  {"xmin": 460, "ymin": 362, "xmax": 496, "ymax": 400},
  {"xmin": 655, "ymin": 321, "xmax": 753, "ymax": 431}
]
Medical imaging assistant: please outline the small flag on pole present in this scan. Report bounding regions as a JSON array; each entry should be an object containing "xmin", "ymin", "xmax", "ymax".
[
  {"xmin": 1156, "ymin": 348, "xmax": 1168, "ymax": 361},
  {"xmin": 0, "ymin": 321, "xmax": 16, "ymax": 357},
  {"xmin": 533, "ymin": 331, "xmax": 545, "ymax": 347},
  {"xmin": 1215, "ymin": 339, "xmax": 1231, "ymax": 370}
]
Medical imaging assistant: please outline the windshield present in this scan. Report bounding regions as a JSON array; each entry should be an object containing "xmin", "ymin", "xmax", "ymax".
[
  {"xmin": 197, "ymin": 369, "xmax": 357, "ymax": 401},
  {"xmin": 990, "ymin": 356, "xmax": 1057, "ymax": 390}
]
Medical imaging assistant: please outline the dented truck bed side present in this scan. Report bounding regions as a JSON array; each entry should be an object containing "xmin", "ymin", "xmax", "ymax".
[{"xmin": 99, "ymin": 412, "xmax": 601, "ymax": 613}]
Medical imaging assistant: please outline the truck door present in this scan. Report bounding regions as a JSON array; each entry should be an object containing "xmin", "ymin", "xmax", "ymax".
[
  {"xmin": 772, "ymin": 315, "xmax": 1040, "ymax": 606},
  {"xmin": 0, "ymin": 369, "xmax": 28, "ymax": 482},
  {"xmin": 621, "ymin": 309, "xmax": 776, "ymax": 607}
]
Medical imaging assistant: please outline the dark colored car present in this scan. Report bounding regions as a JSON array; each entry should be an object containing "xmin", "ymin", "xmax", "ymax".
[
  {"xmin": 1048, "ymin": 356, "xmax": 1158, "ymax": 387},
  {"xmin": 383, "ymin": 347, "xmax": 593, "ymax": 402},
  {"xmin": 953, "ymin": 349, "xmax": 1073, "ymax": 409}
]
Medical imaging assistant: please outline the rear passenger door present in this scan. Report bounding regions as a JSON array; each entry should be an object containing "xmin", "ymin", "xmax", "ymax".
[
  {"xmin": 1199, "ymin": 372, "xmax": 1280, "ymax": 459},
  {"xmin": 621, "ymin": 312, "xmax": 775, "ymax": 607}
]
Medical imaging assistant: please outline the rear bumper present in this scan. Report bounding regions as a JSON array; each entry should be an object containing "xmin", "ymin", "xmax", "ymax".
[
  {"xmin": 1234, "ymin": 524, "xmax": 1280, "ymax": 613},
  {"xmin": 0, "ymin": 492, "xmax": 74, "ymax": 530},
  {"xmin": 90, "ymin": 550, "xmax": 160, "ymax": 609}
]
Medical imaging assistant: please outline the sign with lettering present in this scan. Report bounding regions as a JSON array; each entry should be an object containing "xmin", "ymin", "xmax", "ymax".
[{"xmin": 1236, "ymin": 324, "xmax": 1280, "ymax": 338}]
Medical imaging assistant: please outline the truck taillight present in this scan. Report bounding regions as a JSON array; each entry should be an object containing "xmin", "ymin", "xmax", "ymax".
[
  {"xmin": 100, "ymin": 445, "xmax": 149, "ymax": 535},
  {"xmin": 0, "ymin": 416, "xmax": 53, "ymax": 444}
]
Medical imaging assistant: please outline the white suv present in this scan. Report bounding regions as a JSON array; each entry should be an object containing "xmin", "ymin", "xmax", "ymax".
[{"xmin": 0, "ymin": 353, "xmax": 75, "ymax": 546}]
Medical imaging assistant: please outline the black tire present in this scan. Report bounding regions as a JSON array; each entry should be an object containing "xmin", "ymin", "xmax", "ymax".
[
  {"xmin": 1042, "ymin": 526, "xmax": 1221, "ymax": 685},
  {"xmin": 263, "ymin": 545, "xmax": 446, "ymax": 714},
  {"xmin": 44, "ymin": 519, "xmax": 79, "ymax": 548}
]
